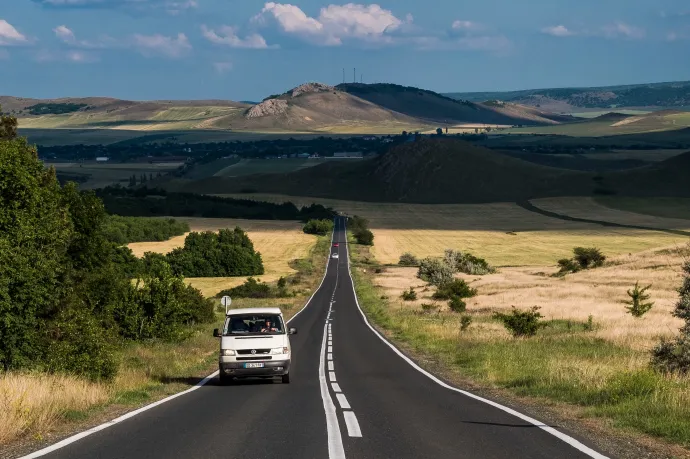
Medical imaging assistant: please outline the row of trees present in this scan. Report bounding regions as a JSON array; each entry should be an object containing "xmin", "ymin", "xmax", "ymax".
[
  {"xmin": 102, "ymin": 216, "xmax": 190, "ymax": 244},
  {"xmin": 0, "ymin": 109, "xmax": 216, "ymax": 380}
]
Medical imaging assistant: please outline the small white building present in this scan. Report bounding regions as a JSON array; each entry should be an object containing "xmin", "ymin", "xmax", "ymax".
[
  {"xmin": 333, "ymin": 151, "xmax": 363, "ymax": 158},
  {"xmin": 95, "ymin": 157, "xmax": 109, "ymax": 162}
]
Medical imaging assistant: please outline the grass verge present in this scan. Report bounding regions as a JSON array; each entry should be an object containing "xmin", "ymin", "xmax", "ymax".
[
  {"xmin": 0, "ymin": 234, "xmax": 330, "ymax": 448},
  {"xmin": 348, "ymin": 236, "xmax": 690, "ymax": 449}
]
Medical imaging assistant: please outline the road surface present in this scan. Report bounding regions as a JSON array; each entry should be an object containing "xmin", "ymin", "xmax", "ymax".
[{"xmin": 22, "ymin": 217, "xmax": 608, "ymax": 459}]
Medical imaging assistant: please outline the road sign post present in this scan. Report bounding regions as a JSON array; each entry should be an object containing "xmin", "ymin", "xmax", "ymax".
[{"xmin": 221, "ymin": 295, "xmax": 232, "ymax": 314}]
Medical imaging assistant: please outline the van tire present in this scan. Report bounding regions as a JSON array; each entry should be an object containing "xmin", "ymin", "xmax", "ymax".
[
  {"xmin": 219, "ymin": 373, "xmax": 231, "ymax": 386},
  {"xmin": 281, "ymin": 373, "xmax": 290, "ymax": 384}
]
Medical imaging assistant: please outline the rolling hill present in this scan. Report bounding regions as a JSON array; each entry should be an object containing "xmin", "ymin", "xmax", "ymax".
[
  {"xmin": 444, "ymin": 80, "xmax": 690, "ymax": 112},
  {"xmin": 169, "ymin": 138, "xmax": 593, "ymax": 203}
]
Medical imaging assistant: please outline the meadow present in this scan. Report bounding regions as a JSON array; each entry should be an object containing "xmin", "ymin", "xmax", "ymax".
[
  {"xmin": 46, "ymin": 161, "xmax": 183, "ymax": 189},
  {"xmin": 212, "ymin": 157, "xmax": 362, "ymax": 177}
]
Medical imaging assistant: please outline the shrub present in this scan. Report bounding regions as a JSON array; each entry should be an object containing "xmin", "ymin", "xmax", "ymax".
[
  {"xmin": 460, "ymin": 315, "xmax": 472, "ymax": 331},
  {"xmin": 557, "ymin": 258, "xmax": 580, "ymax": 275},
  {"xmin": 448, "ymin": 296, "xmax": 466, "ymax": 313},
  {"xmin": 625, "ymin": 282, "xmax": 654, "ymax": 317},
  {"xmin": 443, "ymin": 249, "xmax": 496, "ymax": 275},
  {"xmin": 401, "ymin": 287, "xmax": 417, "ymax": 301},
  {"xmin": 432, "ymin": 279, "xmax": 477, "ymax": 300},
  {"xmin": 652, "ymin": 261, "xmax": 690, "ymax": 373},
  {"xmin": 417, "ymin": 258, "xmax": 454, "ymax": 287},
  {"xmin": 354, "ymin": 228, "xmax": 374, "ymax": 246},
  {"xmin": 102, "ymin": 216, "xmax": 189, "ymax": 244},
  {"xmin": 303, "ymin": 219, "xmax": 334, "ymax": 236},
  {"xmin": 573, "ymin": 247, "xmax": 606, "ymax": 269},
  {"xmin": 219, "ymin": 277, "xmax": 272, "ymax": 299},
  {"xmin": 493, "ymin": 306, "xmax": 547, "ymax": 337},
  {"xmin": 421, "ymin": 303, "xmax": 439, "ymax": 314},
  {"xmin": 398, "ymin": 252, "xmax": 419, "ymax": 266}
]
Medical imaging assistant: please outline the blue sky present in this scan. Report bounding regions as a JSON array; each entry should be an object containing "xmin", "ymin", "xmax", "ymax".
[{"xmin": 1, "ymin": 0, "xmax": 689, "ymax": 101}]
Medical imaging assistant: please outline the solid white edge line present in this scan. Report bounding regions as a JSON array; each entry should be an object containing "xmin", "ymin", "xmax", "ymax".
[
  {"xmin": 320, "ymin": 322, "xmax": 347, "ymax": 459},
  {"xmin": 336, "ymin": 393, "xmax": 351, "ymax": 409},
  {"xmin": 343, "ymin": 221, "xmax": 609, "ymax": 459},
  {"xmin": 331, "ymin": 383, "xmax": 342, "ymax": 393},
  {"xmin": 20, "ymin": 221, "xmax": 340, "ymax": 459},
  {"xmin": 343, "ymin": 411, "xmax": 362, "ymax": 438},
  {"xmin": 329, "ymin": 371, "xmax": 337, "ymax": 382}
]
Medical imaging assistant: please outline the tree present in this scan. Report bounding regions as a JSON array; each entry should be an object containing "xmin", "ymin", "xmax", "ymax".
[
  {"xmin": 0, "ymin": 104, "xmax": 18, "ymax": 140},
  {"xmin": 652, "ymin": 261, "xmax": 690, "ymax": 373},
  {"xmin": 436, "ymin": 128, "xmax": 443, "ymax": 136},
  {"xmin": 624, "ymin": 282, "xmax": 654, "ymax": 317}
]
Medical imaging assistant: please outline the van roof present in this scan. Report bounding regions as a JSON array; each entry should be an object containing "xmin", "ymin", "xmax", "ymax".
[{"xmin": 226, "ymin": 307, "xmax": 283, "ymax": 316}]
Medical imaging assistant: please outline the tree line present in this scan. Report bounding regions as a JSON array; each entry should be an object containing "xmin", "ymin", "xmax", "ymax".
[{"xmin": 102, "ymin": 215, "xmax": 190, "ymax": 245}]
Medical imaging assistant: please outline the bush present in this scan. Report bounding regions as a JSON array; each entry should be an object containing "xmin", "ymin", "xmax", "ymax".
[
  {"xmin": 398, "ymin": 252, "xmax": 419, "ymax": 266},
  {"xmin": 102, "ymin": 216, "xmax": 189, "ymax": 244},
  {"xmin": 443, "ymin": 249, "xmax": 496, "ymax": 275},
  {"xmin": 219, "ymin": 277, "xmax": 273, "ymax": 299},
  {"xmin": 401, "ymin": 287, "xmax": 417, "ymax": 301},
  {"xmin": 417, "ymin": 258, "xmax": 454, "ymax": 287},
  {"xmin": 421, "ymin": 303, "xmax": 439, "ymax": 314},
  {"xmin": 557, "ymin": 258, "xmax": 580, "ymax": 275},
  {"xmin": 448, "ymin": 296, "xmax": 466, "ymax": 313},
  {"xmin": 493, "ymin": 306, "xmax": 547, "ymax": 337},
  {"xmin": 573, "ymin": 247, "xmax": 606, "ymax": 269},
  {"xmin": 460, "ymin": 315, "xmax": 472, "ymax": 331},
  {"xmin": 432, "ymin": 279, "xmax": 477, "ymax": 300},
  {"xmin": 625, "ymin": 282, "xmax": 654, "ymax": 318},
  {"xmin": 652, "ymin": 261, "xmax": 690, "ymax": 373},
  {"xmin": 303, "ymin": 219, "xmax": 334, "ymax": 236},
  {"xmin": 354, "ymin": 228, "xmax": 374, "ymax": 246}
]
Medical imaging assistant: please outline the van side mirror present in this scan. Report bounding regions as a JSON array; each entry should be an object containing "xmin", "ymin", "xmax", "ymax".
[
  {"xmin": 289, "ymin": 328, "xmax": 297, "ymax": 335},
  {"xmin": 213, "ymin": 328, "xmax": 220, "ymax": 337}
]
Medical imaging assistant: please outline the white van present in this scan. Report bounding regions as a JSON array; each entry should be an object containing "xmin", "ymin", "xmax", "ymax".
[{"xmin": 213, "ymin": 307, "xmax": 297, "ymax": 385}]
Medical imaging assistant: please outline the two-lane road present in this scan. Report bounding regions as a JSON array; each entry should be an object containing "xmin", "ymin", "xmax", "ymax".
[{"xmin": 21, "ymin": 217, "xmax": 608, "ymax": 459}]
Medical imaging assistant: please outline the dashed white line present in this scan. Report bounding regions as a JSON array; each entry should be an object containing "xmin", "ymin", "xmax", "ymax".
[
  {"xmin": 328, "ymin": 361, "xmax": 334, "ymax": 371},
  {"xmin": 336, "ymin": 394, "xmax": 351, "ymax": 409},
  {"xmin": 319, "ymin": 322, "xmax": 346, "ymax": 459},
  {"xmin": 331, "ymin": 383, "xmax": 342, "ymax": 392},
  {"xmin": 329, "ymin": 371, "xmax": 337, "ymax": 382},
  {"xmin": 343, "ymin": 411, "xmax": 362, "ymax": 438},
  {"xmin": 327, "ymin": 353, "xmax": 333, "ymax": 360},
  {"xmin": 328, "ymin": 345, "xmax": 333, "ymax": 353}
]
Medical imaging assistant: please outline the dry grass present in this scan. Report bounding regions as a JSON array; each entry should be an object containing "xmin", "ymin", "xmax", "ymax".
[
  {"xmin": 0, "ymin": 373, "xmax": 111, "ymax": 445},
  {"xmin": 127, "ymin": 217, "xmax": 317, "ymax": 297}
]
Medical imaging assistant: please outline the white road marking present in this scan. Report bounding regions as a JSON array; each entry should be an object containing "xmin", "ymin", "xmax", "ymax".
[
  {"xmin": 328, "ymin": 361, "xmax": 334, "ymax": 371},
  {"xmin": 343, "ymin": 411, "xmax": 362, "ymax": 438},
  {"xmin": 332, "ymin": 383, "xmax": 342, "ymax": 392},
  {"xmin": 319, "ymin": 322, "xmax": 346, "ymax": 459},
  {"xmin": 329, "ymin": 371, "xmax": 337, "ymax": 382},
  {"xmin": 328, "ymin": 345, "xmax": 333, "ymax": 353},
  {"xmin": 327, "ymin": 353, "xmax": 333, "ymax": 360},
  {"xmin": 343, "ymin": 226, "xmax": 608, "ymax": 459},
  {"xmin": 21, "ymin": 223, "xmax": 344, "ymax": 459},
  {"xmin": 336, "ymin": 394, "xmax": 351, "ymax": 409}
]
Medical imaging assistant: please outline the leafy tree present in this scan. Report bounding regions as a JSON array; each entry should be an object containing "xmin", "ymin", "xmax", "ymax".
[
  {"xmin": 436, "ymin": 127, "xmax": 443, "ymax": 135},
  {"xmin": 398, "ymin": 252, "xmax": 419, "ymax": 266},
  {"xmin": 0, "ymin": 104, "xmax": 18, "ymax": 140},
  {"xmin": 624, "ymin": 282, "xmax": 654, "ymax": 317},
  {"xmin": 432, "ymin": 279, "xmax": 477, "ymax": 300},
  {"xmin": 652, "ymin": 261, "xmax": 690, "ymax": 373},
  {"xmin": 354, "ymin": 228, "xmax": 374, "ymax": 245},
  {"xmin": 417, "ymin": 258, "xmax": 454, "ymax": 287},
  {"xmin": 573, "ymin": 247, "xmax": 606, "ymax": 269},
  {"xmin": 303, "ymin": 219, "xmax": 334, "ymax": 236}
]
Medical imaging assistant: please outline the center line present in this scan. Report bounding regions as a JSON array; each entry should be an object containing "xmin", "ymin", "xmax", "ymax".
[
  {"xmin": 329, "ymin": 371, "xmax": 337, "ymax": 382},
  {"xmin": 328, "ymin": 345, "xmax": 333, "ymax": 353},
  {"xmin": 343, "ymin": 412, "xmax": 362, "ymax": 438},
  {"xmin": 331, "ymin": 383, "xmax": 342, "ymax": 392},
  {"xmin": 328, "ymin": 361, "xmax": 334, "ymax": 371},
  {"xmin": 336, "ymin": 394, "xmax": 351, "ymax": 409}
]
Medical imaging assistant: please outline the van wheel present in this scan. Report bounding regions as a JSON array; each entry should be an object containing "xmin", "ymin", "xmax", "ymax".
[
  {"xmin": 281, "ymin": 373, "xmax": 290, "ymax": 384},
  {"xmin": 219, "ymin": 373, "xmax": 231, "ymax": 386}
]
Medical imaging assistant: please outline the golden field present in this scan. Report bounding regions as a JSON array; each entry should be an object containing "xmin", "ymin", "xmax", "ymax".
[{"xmin": 127, "ymin": 217, "xmax": 317, "ymax": 297}]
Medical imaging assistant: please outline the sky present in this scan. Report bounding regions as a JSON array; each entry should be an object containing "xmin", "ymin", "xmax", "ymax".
[{"xmin": 1, "ymin": 0, "xmax": 689, "ymax": 101}]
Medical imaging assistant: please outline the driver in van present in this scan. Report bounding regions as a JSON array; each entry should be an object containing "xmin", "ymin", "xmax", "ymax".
[{"xmin": 261, "ymin": 320, "xmax": 279, "ymax": 333}]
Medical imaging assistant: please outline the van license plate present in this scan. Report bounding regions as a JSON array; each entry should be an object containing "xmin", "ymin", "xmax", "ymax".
[{"xmin": 244, "ymin": 363, "xmax": 264, "ymax": 368}]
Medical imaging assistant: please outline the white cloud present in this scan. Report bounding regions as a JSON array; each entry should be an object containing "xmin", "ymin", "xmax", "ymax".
[
  {"xmin": 601, "ymin": 22, "xmax": 645, "ymax": 39},
  {"xmin": 252, "ymin": 2, "xmax": 408, "ymax": 46},
  {"xmin": 451, "ymin": 20, "xmax": 482, "ymax": 32},
  {"xmin": 541, "ymin": 25, "xmax": 574, "ymax": 37},
  {"xmin": 54, "ymin": 25, "xmax": 76, "ymax": 43},
  {"xmin": 201, "ymin": 25, "xmax": 271, "ymax": 48},
  {"xmin": 213, "ymin": 61, "xmax": 232, "ymax": 74},
  {"xmin": 132, "ymin": 32, "xmax": 191, "ymax": 57},
  {"xmin": 0, "ymin": 19, "xmax": 29, "ymax": 45}
]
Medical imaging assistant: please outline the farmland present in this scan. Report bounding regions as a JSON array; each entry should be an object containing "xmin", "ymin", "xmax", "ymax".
[
  {"xmin": 127, "ymin": 217, "xmax": 317, "ymax": 297},
  {"xmin": 213, "ymin": 157, "xmax": 364, "ymax": 177},
  {"xmin": 46, "ymin": 161, "xmax": 182, "ymax": 189}
]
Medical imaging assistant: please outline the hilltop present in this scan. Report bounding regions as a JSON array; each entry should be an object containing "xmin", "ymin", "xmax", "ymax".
[
  {"xmin": 171, "ymin": 138, "xmax": 592, "ymax": 203},
  {"xmin": 444, "ymin": 80, "xmax": 690, "ymax": 112}
]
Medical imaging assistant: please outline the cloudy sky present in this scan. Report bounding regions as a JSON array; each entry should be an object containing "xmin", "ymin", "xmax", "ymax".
[{"xmin": 1, "ymin": 0, "xmax": 689, "ymax": 101}]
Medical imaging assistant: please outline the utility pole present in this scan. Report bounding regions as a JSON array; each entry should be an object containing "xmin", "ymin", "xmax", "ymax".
[
  {"xmin": 353, "ymin": 67, "xmax": 356, "ymax": 83},
  {"xmin": 342, "ymin": 68, "xmax": 345, "ymax": 84}
]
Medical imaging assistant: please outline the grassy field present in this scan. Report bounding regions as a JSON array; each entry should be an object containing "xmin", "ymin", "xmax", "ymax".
[
  {"xmin": 46, "ymin": 161, "xmax": 183, "ymax": 189},
  {"xmin": 127, "ymin": 217, "xmax": 317, "ymax": 297},
  {"xmin": 351, "ymin": 234, "xmax": 690, "ymax": 450},
  {"xmin": 596, "ymin": 197, "xmax": 690, "ymax": 221},
  {"xmin": 583, "ymin": 149, "xmax": 689, "ymax": 162},
  {"xmin": 0, "ymin": 231, "xmax": 330, "ymax": 450},
  {"xmin": 217, "ymin": 195, "xmax": 689, "ymax": 266},
  {"xmin": 213, "ymin": 158, "xmax": 364, "ymax": 177}
]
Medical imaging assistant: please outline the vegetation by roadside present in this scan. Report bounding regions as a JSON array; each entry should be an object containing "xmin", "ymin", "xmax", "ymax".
[
  {"xmin": 347, "ymin": 235, "xmax": 690, "ymax": 451},
  {"xmin": 102, "ymin": 216, "xmax": 189, "ymax": 244}
]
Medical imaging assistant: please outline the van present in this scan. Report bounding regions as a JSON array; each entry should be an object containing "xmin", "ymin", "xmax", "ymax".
[{"xmin": 213, "ymin": 307, "xmax": 297, "ymax": 385}]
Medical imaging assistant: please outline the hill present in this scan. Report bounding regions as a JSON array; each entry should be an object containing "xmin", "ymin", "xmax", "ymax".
[
  {"xmin": 604, "ymin": 150, "xmax": 690, "ymax": 197},
  {"xmin": 444, "ymin": 80, "xmax": 690, "ymax": 112},
  {"xmin": 337, "ymin": 83, "xmax": 574, "ymax": 125},
  {"xmin": 170, "ymin": 138, "xmax": 592, "ymax": 203}
]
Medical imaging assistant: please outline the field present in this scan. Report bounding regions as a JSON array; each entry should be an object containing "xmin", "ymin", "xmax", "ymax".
[
  {"xmin": 46, "ymin": 161, "xmax": 182, "ymax": 189},
  {"xmin": 596, "ymin": 196, "xmax": 690, "ymax": 221},
  {"xmin": 127, "ymin": 217, "xmax": 317, "ymax": 297},
  {"xmin": 582, "ymin": 149, "xmax": 689, "ymax": 162},
  {"xmin": 213, "ymin": 157, "xmax": 364, "ymax": 177}
]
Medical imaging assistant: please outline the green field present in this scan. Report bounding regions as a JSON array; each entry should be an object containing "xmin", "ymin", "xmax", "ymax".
[
  {"xmin": 213, "ymin": 158, "xmax": 363, "ymax": 177},
  {"xmin": 596, "ymin": 196, "xmax": 690, "ymax": 220},
  {"xmin": 183, "ymin": 158, "xmax": 241, "ymax": 179},
  {"xmin": 47, "ymin": 162, "xmax": 182, "ymax": 189}
]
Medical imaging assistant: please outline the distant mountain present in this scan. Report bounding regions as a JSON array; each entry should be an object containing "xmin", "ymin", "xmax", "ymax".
[{"xmin": 443, "ymin": 80, "xmax": 690, "ymax": 112}]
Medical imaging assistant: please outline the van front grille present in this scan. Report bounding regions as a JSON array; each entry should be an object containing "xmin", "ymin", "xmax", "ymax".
[
  {"xmin": 237, "ymin": 349, "xmax": 270, "ymax": 355},
  {"xmin": 237, "ymin": 356, "xmax": 273, "ymax": 361}
]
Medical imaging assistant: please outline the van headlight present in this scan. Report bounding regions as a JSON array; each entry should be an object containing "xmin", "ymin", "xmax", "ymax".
[
  {"xmin": 222, "ymin": 349, "xmax": 236, "ymax": 356},
  {"xmin": 271, "ymin": 347, "xmax": 289, "ymax": 355}
]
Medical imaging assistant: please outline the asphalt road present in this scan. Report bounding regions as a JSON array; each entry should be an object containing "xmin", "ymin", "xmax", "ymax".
[{"xmin": 22, "ymin": 217, "xmax": 608, "ymax": 459}]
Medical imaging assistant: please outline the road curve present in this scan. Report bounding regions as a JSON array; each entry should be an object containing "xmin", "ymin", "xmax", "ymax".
[{"xmin": 20, "ymin": 217, "xmax": 609, "ymax": 459}]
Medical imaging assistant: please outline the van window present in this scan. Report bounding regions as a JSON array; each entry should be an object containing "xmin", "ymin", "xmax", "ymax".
[{"xmin": 224, "ymin": 314, "xmax": 285, "ymax": 336}]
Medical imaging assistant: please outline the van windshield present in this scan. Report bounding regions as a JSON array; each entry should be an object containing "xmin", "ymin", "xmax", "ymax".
[{"xmin": 223, "ymin": 314, "xmax": 285, "ymax": 336}]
